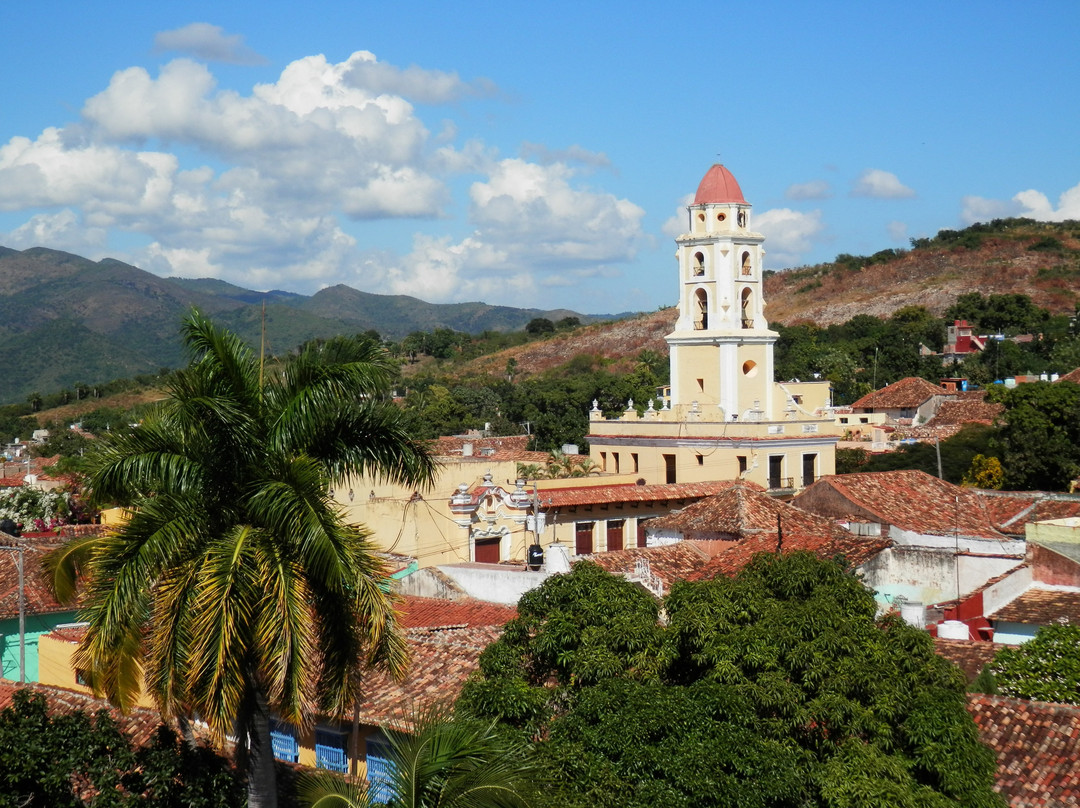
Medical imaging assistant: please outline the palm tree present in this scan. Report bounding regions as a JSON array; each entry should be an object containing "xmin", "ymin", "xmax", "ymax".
[
  {"xmin": 48, "ymin": 311, "xmax": 437, "ymax": 808},
  {"xmin": 298, "ymin": 707, "xmax": 539, "ymax": 808}
]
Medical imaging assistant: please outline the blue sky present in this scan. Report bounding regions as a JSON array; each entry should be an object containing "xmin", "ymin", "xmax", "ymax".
[{"xmin": 2, "ymin": 2, "xmax": 1078, "ymax": 315}]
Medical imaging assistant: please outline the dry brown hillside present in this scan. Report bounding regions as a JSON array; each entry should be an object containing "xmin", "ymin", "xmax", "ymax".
[
  {"xmin": 764, "ymin": 236, "xmax": 1080, "ymax": 325},
  {"xmin": 456, "ymin": 309, "xmax": 676, "ymax": 378}
]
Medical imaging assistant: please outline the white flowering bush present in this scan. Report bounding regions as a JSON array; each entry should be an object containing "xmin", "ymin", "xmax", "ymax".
[
  {"xmin": 0, "ymin": 486, "xmax": 70, "ymax": 531},
  {"xmin": 992, "ymin": 623, "xmax": 1080, "ymax": 704}
]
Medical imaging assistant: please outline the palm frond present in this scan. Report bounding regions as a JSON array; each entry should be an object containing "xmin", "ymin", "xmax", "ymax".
[{"xmin": 296, "ymin": 770, "xmax": 374, "ymax": 808}]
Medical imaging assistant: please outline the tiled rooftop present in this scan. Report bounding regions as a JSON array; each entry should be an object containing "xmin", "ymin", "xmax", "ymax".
[
  {"xmin": 396, "ymin": 596, "xmax": 516, "ymax": 630},
  {"xmin": 933, "ymin": 638, "xmax": 1005, "ymax": 682},
  {"xmin": 691, "ymin": 523, "xmax": 891, "ymax": 580},
  {"xmin": 977, "ymin": 492, "xmax": 1080, "ymax": 535},
  {"xmin": 989, "ymin": 587, "xmax": 1080, "ymax": 625},
  {"xmin": 648, "ymin": 482, "xmax": 818, "ymax": 540},
  {"xmin": 354, "ymin": 626, "xmax": 500, "ymax": 728},
  {"xmin": 583, "ymin": 543, "xmax": 711, "ymax": 594},
  {"xmin": 543, "ymin": 480, "xmax": 742, "ymax": 508},
  {"xmin": 432, "ymin": 435, "xmax": 548, "ymax": 463},
  {"xmin": 850, "ymin": 376, "xmax": 950, "ymax": 410},
  {"xmin": 1056, "ymin": 367, "xmax": 1080, "ymax": 385},
  {"xmin": 928, "ymin": 397, "xmax": 1004, "ymax": 427},
  {"xmin": 0, "ymin": 544, "xmax": 73, "ymax": 619},
  {"xmin": 967, "ymin": 694, "xmax": 1080, "ymax": 807},
  {"xmin": 796, "ymin": 470, "xmax": 1009, "ymax": 540}
]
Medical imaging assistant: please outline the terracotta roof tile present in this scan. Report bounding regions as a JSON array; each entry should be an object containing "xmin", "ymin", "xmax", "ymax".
[
  {"xmin": 796, "ymin": 470, "xmax": 1009, "ymax": 540},
  {"xmin": 989, "ymin": 588, "xmax": 1080, "ymax": 625},
  {"xmin": 1056, "ymin": 367, "xmax": 1080, "ymax": 385},
  {"xmin": 355, "ymin": 627, "xmax": 499, "ymax": 727},
  {"xmin": 544, "ymin": 480, "xmax": 744, "ymax": 508},
  {"xmin": 850, "ymin": 377, "xmax": 950, "ymax": 410},
  {"xmin": 582, "ymin": 543, "xmax": 710, "ymax": 594},
  {"xmin": 977, "ymin": 492, "xmax": 1080, "ymax": 535},
  {"xmin": 967, "ymin": 694, "xmax": 1080, "ymax": 807},
  {"xmin": 432, "ymin": 435, "xmax": 545, "ymax": 463},
  {"xmin": 397, "ymin": 596, "xmax": 516, "ymax": 630},
  {"xmin": 933, "ymin": 638, "xmax": 1005, "ymax": 681},
  {"xmin": 0, "ymin": 544, "xmax": 72, "ymax": 619},
  {"xmin": 928, "ymin": 397, "xmax": 1004, "ymax": 426}
]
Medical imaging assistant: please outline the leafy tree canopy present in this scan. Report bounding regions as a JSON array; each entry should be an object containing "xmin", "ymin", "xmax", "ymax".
[
  {"xmin": 0, "ymin": 689, "xmax": 242, "ymax": 808},
  {"xmin": 990, "ymin": 380, "xmax": 1080, "ymax": 490},
  {"xmin": 458, "ymin": 555, "xmax": 1002, "ymax": 808}
]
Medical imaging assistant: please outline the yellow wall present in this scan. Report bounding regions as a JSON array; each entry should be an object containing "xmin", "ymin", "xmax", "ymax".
[{"xmin": 37, "ymin": 634, "xmax": 156, "ymax": 709}]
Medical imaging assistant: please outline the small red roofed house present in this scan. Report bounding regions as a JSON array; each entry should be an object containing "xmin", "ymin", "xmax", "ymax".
[{"xmin": 849, "ymin": 377, "xmax": 953, "ymax": 426}]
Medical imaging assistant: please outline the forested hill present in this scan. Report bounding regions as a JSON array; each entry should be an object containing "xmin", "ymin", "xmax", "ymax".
[
  {"xmin": 0, "ymin": 247, "xmax": 606, "ymax": 404},
  {"xmin": 763, "ymin": 218, "xmax": 1080, "ymax": 325}
]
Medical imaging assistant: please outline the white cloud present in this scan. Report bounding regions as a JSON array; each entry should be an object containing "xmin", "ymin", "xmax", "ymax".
[
  {"xmin": 345, "ymin": 160, "xmax": 646, "ymax": 305},
  {"xmin": 469, "ymin": 159, "xmax": 645, "ymax": 264},
  {"xmin": 4, "ymin": 209, "xmax": 107, "ymax": 252},
  {"xmin": 661, "ymin": 194, "xmax": 695, "ymax": 239},
  {"xmin": 851, "ymin": 169, "xmax": 916, "ymax": 199},
  {"xmin": 154, "ymin": 23, "xmax": 267, "ymax": 65},
  {"xmin": 961, "ymin": 182, "xmax": 1080, "ymax": 225},
  {"xmin": 887, "ymin": 220, "xmax": 908, "ymax": 243},
  {"xmin": 342, "ymin": 51, "xmax": 495, "ymax": 104},
  {"xmin": 1013, "ymin": 183, "xmax": 1080, "ymax": 221},
  {"xmin": 959, "ymin": 195, "xmax": 1020, "ymax": 223},
  {"xmin": 0, "ymin": 50, "xmax": 645, "ymax": 307},
  {"xmin": 520, "ymin": 142, "xmax": 612, "ymax": 169},
  {"xmin": 754, "ymin": 208, "xmax": 826, "ymax": 267},
  {"xmin": 786, "ymin": 180, "xmax": 831, "ymax": 200}
]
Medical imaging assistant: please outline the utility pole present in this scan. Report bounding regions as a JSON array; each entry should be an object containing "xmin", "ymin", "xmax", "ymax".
[{"xmin": 0, "ymin": 545, "xmax": 25, "ymax": 683}]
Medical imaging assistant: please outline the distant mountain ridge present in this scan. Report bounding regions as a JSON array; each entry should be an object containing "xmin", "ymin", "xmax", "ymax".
[{"xmin": 0, "ymin": 246, "xmax": 613, "ymax": 404}]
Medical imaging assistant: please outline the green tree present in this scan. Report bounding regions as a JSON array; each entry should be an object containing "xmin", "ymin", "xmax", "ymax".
[
  {"xmin": 962, "ymin": 454, "xmax": 1004, "ymax": 489},
  {"xmin": 991, "ymin": 624, "xmax": 1080, "ymax": 704},
  {"xmin": 47, "ymin": 312, "xmax": 437, "ymax": 808},
  {"xmin": 299, "ymin": 707, "xmax": 540, "ymax": 808},
  {"xmin": 459, "ymin": 556, "xmax": 1002, "ymax": 808},
  {"xmin": 525, "ymin": 318, "xmax": 555, "ymax": 336},
  {"xmin": 0, "ymin": 689, "xmax": 242, "ymax": 808},
  {"xmin": 991, "ymin": 380, "xmax": 1080, "ymax": 490}
]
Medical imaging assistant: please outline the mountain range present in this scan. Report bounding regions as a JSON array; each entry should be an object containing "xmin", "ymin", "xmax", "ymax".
[{"xmin": 0, "ymin": 246, "xmax": 610, "ymax": 404}]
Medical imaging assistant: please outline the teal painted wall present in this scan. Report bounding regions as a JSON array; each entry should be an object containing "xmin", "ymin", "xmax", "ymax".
[{"xmin": 0, "ymin": 611, "xmax": 78, "ymax": 682}]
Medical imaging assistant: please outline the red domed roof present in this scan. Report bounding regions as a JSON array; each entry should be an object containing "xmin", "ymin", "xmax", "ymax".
[{"xmin": 693, "ymin": 164, "xmax": 746, "ymax": 205}]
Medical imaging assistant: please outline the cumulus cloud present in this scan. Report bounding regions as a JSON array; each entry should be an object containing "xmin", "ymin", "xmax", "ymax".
[
  {"xmin": 961, "ymin": 182, "xmax": 1080, "ymax": 225},
  {"xmin": 154, "ymin": 23, "xmax": 267, "ymax": 65},
  {"xmin": 851, "ymin": 169, "xmax": 916, "ymax": 199},
  {"xmin": 754, "ymin": 208, "xmax": 827, "ymax": 267},
  {"xmin": 4, "ymin": 209, "xmax": 107, "ymax": 252},
  {"xmin": 661, "ymin": 194, "xmax": 696, "ymax": 239},
  {"xmin": 343, "ymin": 160, "xmax": 646, "ymax": 305},
  {"xmin": 469, "ymin": 159, "xmax": 645, "ymax": 264},
  {"xmin": 786, "ymin": 179, "xmax": 831, "ymax": 200},
  {"xmin": 342, "ymin": 51, "xmax": 495, "ymax": 104},
  {"xmin": 0, "ymin": 49, "xmax": 645, "ymax": 306}
]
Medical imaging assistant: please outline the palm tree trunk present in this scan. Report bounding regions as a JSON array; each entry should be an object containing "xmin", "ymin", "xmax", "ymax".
[{"xmin": 247, "ymin": 688, "xmax": 278, "ymax": 808}]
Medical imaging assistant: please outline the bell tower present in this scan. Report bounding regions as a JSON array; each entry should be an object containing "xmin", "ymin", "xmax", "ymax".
[{"xmin": 667, "ymin": 164, "xmax": 778, "ymax": 420}]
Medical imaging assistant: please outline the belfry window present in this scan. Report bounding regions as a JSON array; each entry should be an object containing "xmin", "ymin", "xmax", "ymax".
[
  {"xmin": 693, "ymin": 252, "xmax": 705, "ymax": 276},
  {"xmin": 694, "ymin": 289, "xmax": 708, "ymax": 330},
  {"xmin": 740, "ymin": 287, "xmax": 753, "ymax": 328},
  {"xmin": 741, "ymin": 251, "xmax": 751, "ymax": 276}
]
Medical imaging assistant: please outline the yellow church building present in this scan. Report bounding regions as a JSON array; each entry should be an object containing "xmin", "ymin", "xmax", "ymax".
[
  {"xmin": 336, "ymin": 164, "xmax": 841, "ymax": 570},
  {"xmin": 586, "ymin": 163, "xmax": 838, "ymax": 492}
]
